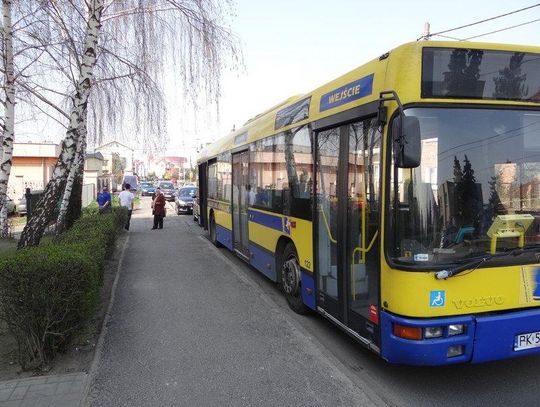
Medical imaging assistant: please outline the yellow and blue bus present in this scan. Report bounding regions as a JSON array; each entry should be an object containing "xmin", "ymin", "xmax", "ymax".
[{"xmin": 197, "ymin": 41, "xmax": 540, "ymax": 365}]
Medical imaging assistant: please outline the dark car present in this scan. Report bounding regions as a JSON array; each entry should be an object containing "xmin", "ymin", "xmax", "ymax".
[
  {"xmin": 158, "ymin": 181, "xmax": 176, "ymax": 201},
  {"xmin": 175, "ymin": 186, "xmax": 197, "ymax": 214},
  {"xmin": 140, "ymin": 182, "xmax": 156, "ymax": 196}
]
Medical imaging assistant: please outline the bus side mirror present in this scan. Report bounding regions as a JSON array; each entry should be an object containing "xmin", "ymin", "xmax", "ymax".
[{"xmin": 392, "ymin": 116, "xmax": 421, "ymax": 168}]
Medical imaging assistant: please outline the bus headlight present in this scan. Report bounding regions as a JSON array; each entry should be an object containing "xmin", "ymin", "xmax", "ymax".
[
  {"xmin": 448, "ymin": 324, "xmax": 465, "ymax": 336},
  {"xmin": 424, "ymin": 326, "xmax": 443, "ymax": 338}
]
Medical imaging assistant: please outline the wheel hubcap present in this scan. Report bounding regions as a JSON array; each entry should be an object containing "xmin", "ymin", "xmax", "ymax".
[{"xmin": 282, "ymin": 256, "xmax": 300, "ymax": 296}]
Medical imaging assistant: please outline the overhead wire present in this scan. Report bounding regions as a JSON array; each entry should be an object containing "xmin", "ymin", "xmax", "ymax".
[
  {"xmin": 462, "ymin": 18, "xmax": 540, "ymax": 40},
  {"xmin": 428, "ymin": 3, "xmax": 540, "ymax": 37}
]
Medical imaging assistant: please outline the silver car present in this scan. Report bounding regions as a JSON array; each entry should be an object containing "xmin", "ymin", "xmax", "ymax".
[{"xmin": 16, "ymin": 197, "xmax": 26, "ymax": 216}]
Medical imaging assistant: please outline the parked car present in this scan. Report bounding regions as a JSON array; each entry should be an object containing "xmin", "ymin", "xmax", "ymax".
[
  {"xmin": 157, "ymin": 181, "xmax": 176, "ymax": 201},
  {"xmin": 175, "ymin": 186, "xmax": 197, "ymax": 215},
  {"xmin": 15, "ymin": 197, "xmax": 26, "ymax": 216},
  {"xmin": 140, "ymin": 182, "xmax": 156, "ymax": 196}
]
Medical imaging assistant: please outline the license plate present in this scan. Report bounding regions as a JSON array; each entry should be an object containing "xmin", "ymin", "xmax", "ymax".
[{"xmin": 514, "ymin": 331, "xmax": 540, "ymax": 351}]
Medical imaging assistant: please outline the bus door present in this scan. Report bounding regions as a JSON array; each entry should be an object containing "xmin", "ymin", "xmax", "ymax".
[
  {"xmin": 315, "ymin": 118, "xmax": 381, "ymax": 346},
  {"xmin": 198, "ymin": 162, "xmax": 208, "ymax": 229},
  {"xmin": 232, "ymin": 151, "xmax": 250, "ymax": 258}
]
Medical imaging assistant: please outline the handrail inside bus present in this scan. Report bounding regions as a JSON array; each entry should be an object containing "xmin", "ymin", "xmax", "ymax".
[
  {"xmin": 351, "ymin": 231, "xmax": 379, "ymax": 300},
  {"xmin": 352, "ymin": 230, "xmax": 379, "ymax": 258},
  {"xmin": 319, "ymin": 208, "xmax": 337, "ymax": 244}
]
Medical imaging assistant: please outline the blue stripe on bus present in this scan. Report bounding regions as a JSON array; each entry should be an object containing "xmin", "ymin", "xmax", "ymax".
[
  {"xmin": 380, "ymin": 311, "xmax": 475, "ymax": 365},
  {"xmin": 319, "ymin": 74, "xmax": 374, "ymax": 112},
  {"xmin": 248, "ymin": 210, "xmax": 283, "ymax": 232},
  {"xmin": 216, "ymin": 224, "xmax": 233, "ymax": 251},
  {"xmin": 249, "ymin": 243, "xmax": 277, "ymax": 282}
]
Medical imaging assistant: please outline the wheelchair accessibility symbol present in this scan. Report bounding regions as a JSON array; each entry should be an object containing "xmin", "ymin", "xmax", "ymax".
[{"xmin": 430, "ymin": 290, "xmax": 446, "ymax": 307}]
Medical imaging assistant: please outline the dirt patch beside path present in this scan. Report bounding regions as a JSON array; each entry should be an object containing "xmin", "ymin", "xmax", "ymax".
[{"xmin": 0, "ymin": 232, "xmax": 127, "ymax": 381}]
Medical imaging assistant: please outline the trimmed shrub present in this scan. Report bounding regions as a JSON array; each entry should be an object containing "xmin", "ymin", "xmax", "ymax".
[
  {"xmin": 0, "ymin": 208, "xmax": 127, "ymax": 370},
  {"xmin": 0, "ymin": 244, "xmax": 99, "ymax": 369}
]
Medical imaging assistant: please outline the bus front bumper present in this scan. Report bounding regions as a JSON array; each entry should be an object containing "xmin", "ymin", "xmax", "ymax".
[{"xmin": 380, "ymin": 308, "xmax": 540, "ymax": 365}]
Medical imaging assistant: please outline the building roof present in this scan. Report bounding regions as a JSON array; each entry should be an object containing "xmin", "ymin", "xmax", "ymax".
[
  {"xmin": 86, "ymin": 152, "xmax": 104, "ymax": 161},
  {"xmin": 96, "ymin": 140, "xmax": 133, "ymax": 152}
]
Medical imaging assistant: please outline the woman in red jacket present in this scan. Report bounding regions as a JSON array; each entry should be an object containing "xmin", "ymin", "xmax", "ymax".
[{"xmin": 152, "ymin": 188, "xmax": 166, "ymax": 229}]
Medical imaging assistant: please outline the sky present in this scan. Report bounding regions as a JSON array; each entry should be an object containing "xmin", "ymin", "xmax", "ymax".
[
  {"xmin": 14, "ymin": 1, "xmax": 540, "ymax": 163},
  {"xmin": 164, "ymin": 0, "xmax": 540, "ymax": 162}
]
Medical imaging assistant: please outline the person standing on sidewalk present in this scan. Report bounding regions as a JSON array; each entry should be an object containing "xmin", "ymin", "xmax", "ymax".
[
  {"xmin": 97, "ymin": 186, "xmax": 111, "ymax": 212},
  {"xmin": 119, "ymin": 183, "xmax": 135, "ymax": 230},
  {"xmin": 152, "ymin": 187, "xmax": 166, "ymax": 230}
]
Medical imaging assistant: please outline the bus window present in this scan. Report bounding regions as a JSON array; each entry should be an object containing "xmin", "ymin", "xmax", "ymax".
[{"xmin": 249, "ymin": 125, "xmax": 313, "ymax": 219}]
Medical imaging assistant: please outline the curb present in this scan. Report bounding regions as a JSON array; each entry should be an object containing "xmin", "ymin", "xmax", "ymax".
[{"xmin": 80, "ymin": 233, "xmax": 131, "ymax": 407}]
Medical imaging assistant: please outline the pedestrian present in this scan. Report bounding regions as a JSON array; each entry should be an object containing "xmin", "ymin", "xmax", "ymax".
[
  {"xmin": 152, "ymin": 187, "xmax": 166, "ymax": 230},
  {"xmin": 97, "ymin": 186, "xmax": 111, "ymax": 212},
  {"xmin": 119, "ymin": 183, "xmax": 135, "ymax": 230}
]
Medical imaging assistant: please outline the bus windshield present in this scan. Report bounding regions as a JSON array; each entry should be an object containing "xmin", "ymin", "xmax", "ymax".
[{"xmin": 388, "ymin": 107, "xmax": 540, "ymax": 268}]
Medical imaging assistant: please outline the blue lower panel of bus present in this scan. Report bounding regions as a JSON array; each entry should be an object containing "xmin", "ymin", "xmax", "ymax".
[
  {"xmin": 301, "ymin": 272, "xmax": 316, "ymax": 310},
  {"xmin": 216, "ymin": 225, "xmax": 233, "ymax": 251},
  {"xmin": 249, "ymin": 244, "xmax": 277, "ymax": 282},
  {"xmin": 380, "ymin": 311, "xmax": 475, "ymax": 365},
  {"xmin": 472, "ymin": 308, "xmax": 540, "ymax": 363},
  {"xmin": 381, "ymin": 308, "xmax": 540, "ymax": 365}
]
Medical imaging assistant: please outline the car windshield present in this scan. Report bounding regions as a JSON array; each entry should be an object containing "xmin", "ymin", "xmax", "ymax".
[
  {"xmin": 141, "ymin": 183, "xmax": 153, "ymax": 187},
  {"xmin": 179, "ymin": 188, "xmax": 196, "ymax": 197},
  {"xmin": 387, "ymin": 107, "xmax": 540, "ymax": 268},
  {"xmin": 159, "ymin": 182, "xmax": 174, "ymax": 189}
]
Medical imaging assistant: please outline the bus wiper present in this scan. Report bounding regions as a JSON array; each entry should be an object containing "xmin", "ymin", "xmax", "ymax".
[{"xmin": 435, "ymin": 249, "xmax": 525, "ymax": 280}]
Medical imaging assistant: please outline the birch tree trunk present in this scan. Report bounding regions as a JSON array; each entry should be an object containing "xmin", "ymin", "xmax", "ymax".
[
  {"xmin": 0, "ymin": 0, "xmax": 15, "ymax": 238},
  {"xmin": 18, "ymin": 0, "xmax": 104, "ymax": 248},
  {"xmin": 56, "ymin": 117, "xmax": 86, "ymax": 234}
]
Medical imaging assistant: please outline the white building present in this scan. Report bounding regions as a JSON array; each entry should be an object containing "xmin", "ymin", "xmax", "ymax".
[{"xmin": 95, "ymin": 141, "xmax": 134, "ymax": 175}]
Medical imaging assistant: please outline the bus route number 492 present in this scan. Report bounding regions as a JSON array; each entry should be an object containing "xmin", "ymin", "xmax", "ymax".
[{"xmin": 514, "ymin": 331, "xmax": 540, "ymax": 351}]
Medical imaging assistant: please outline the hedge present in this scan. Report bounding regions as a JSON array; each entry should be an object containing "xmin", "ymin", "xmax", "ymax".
[{"xmin": 0, "ymin": 207, "xmax": 128, "ymax": 370}]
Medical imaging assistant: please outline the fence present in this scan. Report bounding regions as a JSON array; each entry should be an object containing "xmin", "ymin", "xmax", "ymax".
[{"xmin": 82, "ymin": 184, "xmax": 96, "ymax": 208}]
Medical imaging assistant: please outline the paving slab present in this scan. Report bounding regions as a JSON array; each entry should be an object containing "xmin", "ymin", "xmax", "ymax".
[{"xmin": 0, "ymin": 373, "xmax": 87, "ymax": 407}]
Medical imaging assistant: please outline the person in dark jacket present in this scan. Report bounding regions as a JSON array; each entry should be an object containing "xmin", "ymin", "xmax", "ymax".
[{"xmin": 152, "ymin": 188, "xmax": 166, "ymax": 229}]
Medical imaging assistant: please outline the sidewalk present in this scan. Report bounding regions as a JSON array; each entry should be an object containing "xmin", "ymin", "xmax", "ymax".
[
  {"xmin": 1, "ymin": 199, "xmax": 382, "ymax": 406},
  {"xmin": 84, "ymin": 198, "xmax": 381, "ymax": 407},
  {"xmin": 0, "ymin": 373, "xmax": 86, "ymax": 407}
]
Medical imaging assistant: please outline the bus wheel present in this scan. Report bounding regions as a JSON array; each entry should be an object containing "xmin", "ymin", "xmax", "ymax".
[
  {"xmin": 209, "ymin": 214, "xmax": 221, "ymax": 247},
  {"xmin": 280, "ymin": 243, "xmax": 309, "ymax": 314}
]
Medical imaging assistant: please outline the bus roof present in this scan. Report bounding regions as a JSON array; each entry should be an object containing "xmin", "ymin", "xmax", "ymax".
[{"xmin": 198, "ymin": 40, "xmax": 540, "ymax": 163}]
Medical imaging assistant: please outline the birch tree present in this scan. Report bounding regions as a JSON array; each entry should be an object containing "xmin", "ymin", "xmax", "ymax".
[
  {"xmin": 0, "ymin": 0, "xmax": 15, "ymax": 238},
  {"xmin": 18, "ymin": 0, "xmax": 104, "ymax": 248},
  {"xmin": 18, "ymin": 0, "xmax": 240, "ymax": 247}
]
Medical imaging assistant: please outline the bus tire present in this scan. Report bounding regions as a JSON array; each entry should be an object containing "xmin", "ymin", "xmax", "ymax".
[
  {"xmin": 209, "ymin": 213, "xmax": 221, "ymax": 247},
  {"xmin": 280, "ymin": 242, "xmax": 309, "ymax": 315}
]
